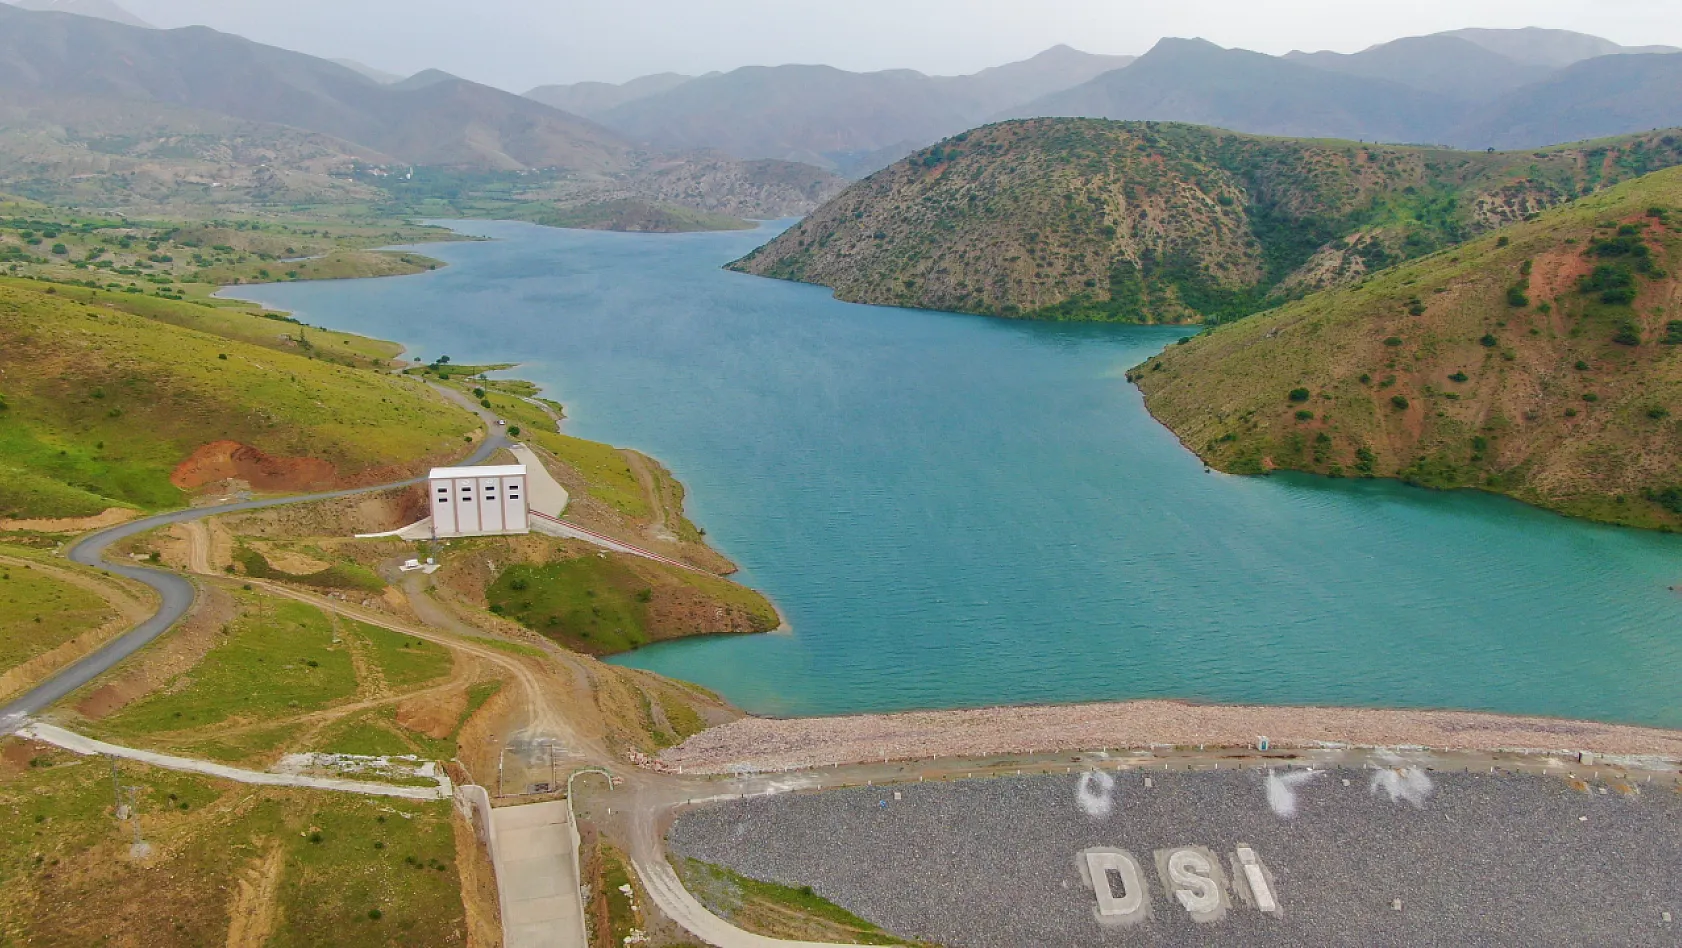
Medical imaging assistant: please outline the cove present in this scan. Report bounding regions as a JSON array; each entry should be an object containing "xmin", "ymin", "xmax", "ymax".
[{"xmin": 227, "ymin": 221, "xmax": 1682, "ymax": 727}]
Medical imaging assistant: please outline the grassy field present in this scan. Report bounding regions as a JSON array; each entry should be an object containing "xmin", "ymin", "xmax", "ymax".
[
  {"xmin": 0, "ymin": 743, "xmax": 467, "ymax": 947},
  {"xmin": 195, "ymin": 249, "xmax": 441, "ymax": 287},
  {"xmin": 677, "ymin": 858, "xmax": 930, "ymax": 946},
  {"xmin": 236, "ymin": 545, "xmax": 388, "ymax": 593},
  {"xmin": 93, "ymin": 595, "xmax": 359, "ymax": 738},
  {"xmin": 0, "ymin": 278, "xmax": 477, "ymax": 519},
  {"xmin": 31, "ymin": 281, "xmax": 406, "ymax": 369},
  {"xmin": 0, "ymin": 554, "xmax": 113, "ymax": 670},
  {"xmin": 486, "ymin": 553, "xmax": 779, "ymax": 655},
  {"xmin": 1139, "ymin": 166, "xmax": 1682, "ymax": 528},
  {"xmin": 352, "ymin": 619, "xmax": 454, "ymax": 690}
]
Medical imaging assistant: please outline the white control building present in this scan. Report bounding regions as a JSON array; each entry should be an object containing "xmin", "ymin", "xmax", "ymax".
[{"xmin": 429, "ymin": 464, "xmax": 529, "ymax": 538}]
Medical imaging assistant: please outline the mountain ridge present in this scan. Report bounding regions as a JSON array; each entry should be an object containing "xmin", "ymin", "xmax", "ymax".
[
  {"xmin": 730, "ymin": 119, "xmax": 1682, "ymax": 324},
  {"xmin": 0, "ymin": 3, "xmax": 634, "ymax": 172},
  {"xmin": 579, "ymin": 46, "xmax": 1136, "ymax": 176}
]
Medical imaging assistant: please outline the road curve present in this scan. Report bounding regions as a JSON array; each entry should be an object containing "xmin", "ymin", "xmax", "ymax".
[{"xmin": 0, "ymin": 427, "xmax": 508, "ymax": 732}]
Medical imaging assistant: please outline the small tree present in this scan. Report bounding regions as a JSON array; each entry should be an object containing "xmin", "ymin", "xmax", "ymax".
[{"xmin": 1288, "ymin": 388, "xmax": 1311, "ymax": 403}]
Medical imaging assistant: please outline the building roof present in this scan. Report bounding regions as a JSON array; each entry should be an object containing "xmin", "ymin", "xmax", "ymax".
[{"xmin": 429, "ymin": 464, "xmax": 526, "ymax": 480}]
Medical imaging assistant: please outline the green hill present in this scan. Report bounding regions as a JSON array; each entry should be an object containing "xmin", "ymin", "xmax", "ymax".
[
  {"xmin": 0, "ymin": 280, "xmax": 477, "ymax": 519},
  {"xmin": 732, "ymin": 119, "xmax": 1682, "ymax": 324},
  {"xmin": 1136, "ymin": 165, "xmax": 1682, "ymax": 529}
]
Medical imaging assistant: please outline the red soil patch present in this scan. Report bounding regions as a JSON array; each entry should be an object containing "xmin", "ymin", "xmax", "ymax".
[
  {"xmin": 170, "ymin": 441, "xmax": 337, "ymax": 491},
  {"xmin": 395, "ymin": 686, "xmax": 468, "ymax": 740},
  {"xmin": 1529, "ymin": 247, "xmax": 1593, "ymax": 307}
]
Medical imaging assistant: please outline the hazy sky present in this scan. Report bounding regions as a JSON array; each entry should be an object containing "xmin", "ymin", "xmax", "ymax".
[{"xmin": 120, "ymin": 0, "xmax": 1682, "ymax": 91}]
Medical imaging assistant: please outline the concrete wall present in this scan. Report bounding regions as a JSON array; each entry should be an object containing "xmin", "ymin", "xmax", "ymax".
[{"xmin": 430, "ymin": 474, "xmax": 529, "ymax": 538}]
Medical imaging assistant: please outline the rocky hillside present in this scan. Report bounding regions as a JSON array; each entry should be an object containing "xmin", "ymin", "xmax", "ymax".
[
  {"xmin": 732, "ymin": 119, "xmax": 1682, "ymax": 323},
  {"xmin": 627, "ymin": 155, "xmax": 847, "ymax": 219},
  {"xmin": 1136, "ymin": 166, "xmax": 1682, "ymax": 529}
]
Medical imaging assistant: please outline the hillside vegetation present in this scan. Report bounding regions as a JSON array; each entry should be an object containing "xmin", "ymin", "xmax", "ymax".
[
  {"xmin": 1136, "ymin": 166, "xmax": 1682, "ymax": 529},
  {"xmin": 0, "ymin": 280, "xmax": 476, "ymax": 519},
  {"xmin": 733, "ymin": 119, "xmax": 1682, "ymax": 323}
]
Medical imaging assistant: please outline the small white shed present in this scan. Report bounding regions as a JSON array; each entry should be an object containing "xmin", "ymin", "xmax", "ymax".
[{"xmin": 429, "ymin": 464, "xmax": 529, "ymax": 538}]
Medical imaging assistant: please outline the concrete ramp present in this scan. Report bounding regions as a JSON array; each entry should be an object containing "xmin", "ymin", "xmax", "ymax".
[
  {"xmin": 510, "ymin": 444, "xmax": 570, "ymax": 518},
  {"xmin": 492, "ymin": 801, "xmax": 587, "ymax": 948}
]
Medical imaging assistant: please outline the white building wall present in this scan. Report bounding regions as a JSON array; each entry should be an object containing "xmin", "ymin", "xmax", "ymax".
[
  {"xmin": 479, "ymin": 476, "xmax": 505, "ymax": 533},
  {"xmin": 504, "ymin": 475, "xmax": 528, "ymax": 532},
  {"xmin": 428, "ymin": 468, "xmax": 530, "ymax": 538},
  {"xmin": 431, "ymin": 479, "xmax": 457, "ymax": 536},
  {"xmin": 456, "ymin": 477, "xmax": 482, "ymax": 535}
]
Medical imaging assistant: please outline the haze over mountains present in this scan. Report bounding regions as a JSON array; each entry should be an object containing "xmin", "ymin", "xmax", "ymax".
[
  {"xmin": 0, "ymin": 2, "xmax": 851, "ymax": 224},
  {"xmin": 1009, "ymin": 34, "xmax": 1682, "ymax": 151},
  {"xmin": 520, "ymin": 26, "xmax": 1680, "ymax": 176},
  {"xmin": 528, "ymin": 46, "xmax": 1134, "ymax": 177},
  {"xmin": 7, "ymin": 0, "xmax": 148, "ymax": 28}
]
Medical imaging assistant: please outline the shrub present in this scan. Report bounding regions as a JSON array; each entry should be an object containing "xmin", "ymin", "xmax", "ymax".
[
  {"xmin": 1479, "ymin": 334, "xmax": 1498, "ymax": 347},
  {"xmin": 1664, "ymin": 321, "xmax": 1682, "ymax": 345},
  {"xmin": 1647, "ymin": 407, "xmax": 1670, "ymax": 420},
  {"xmin": 1354, "ymin": 446, "xmax": 1376, "ymax": 473},
  {"xmin": 1580, "ymin": 264, "xmax": 1637, "ymax": 304},
  {"xmin": 1295, "ymin": 410, "xmax": 1314, "ymax": 421},
  {"xmin": 1383, "ymin": 336, "xmax": 1404, "ymax": 347},
  {"xmin": 1288, "ymin": 388, "xmax": 1311, "ymax": 403},
  {"xmin": 1582, "ymin": 393, "xmax": 1599, "ymax": 403},
  {"xmin": 1505, "ymin": 285, "xmax": 1529, "ymax": 308},
  {"xmin": 1576, "ymin": 360, "xmax": 1591, "ymax": 371},
  {"xmin": 1391, "ymin": 395, "xmax": 1410, "ymax": 411},
  {"xmin": 508, "ymin": 425, "xmax": 521, "ymax": 437},
  {"xmin": 1613, "ymin": 323, "xmax": 1642, "ymax": 346},
  {"xmin": 1649, "ymin": 486, "xmax": 1682, "ymax": 515},
  {"xmin": 1496, "ymin": 236, "xmax": 1510, "ymax": 247},
  {"xmin": 1448, "ymin": 371, "xmax": 1468, "ymax": 383}
]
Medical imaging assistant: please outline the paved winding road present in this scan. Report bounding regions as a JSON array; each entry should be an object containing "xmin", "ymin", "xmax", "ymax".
[{"xmin": 0, "ymin": 396, "xmax": 507, "ymax": 732}]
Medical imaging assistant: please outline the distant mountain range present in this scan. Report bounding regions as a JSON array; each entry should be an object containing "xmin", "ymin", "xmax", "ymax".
[
  {"xmin": 0, "ymin": 3, "xmax": 850, "ymax": 226},
  {"xmin": 1009, "ymin": 35, "xmax": 1682, "ymax": 151},
  {"xmin": 8, "ymin": 0, "xmax": 148, "ymax": 28},
  {"xmin": 527, "ymin": 46, "xmax": 1135, "ymax": 176},
  {"xmin": 535, "ymin": 29, "xmax": 1678, "ymax": 174}
]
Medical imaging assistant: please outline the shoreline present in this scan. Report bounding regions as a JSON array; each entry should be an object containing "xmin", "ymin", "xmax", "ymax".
[
  {"xmin": 212, "ymin": 225, "xmax": 1682, "ymax": 759},
  {"xmin": 657, "ymin": 698, "xmax": 1682, "ymax": 774}
]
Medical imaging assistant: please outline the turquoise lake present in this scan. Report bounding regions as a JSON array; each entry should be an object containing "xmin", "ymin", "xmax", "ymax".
[{"xmin": 229, "ymin": 221, "xmax": 1682, "ymax": 726}]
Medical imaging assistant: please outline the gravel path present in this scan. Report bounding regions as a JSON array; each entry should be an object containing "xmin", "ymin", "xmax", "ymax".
[
  {"xmin": 670, "ymin": 767, "xmax": 1682, "ymax": 947},
  {"xmin": 20, "ymin": 723, "xmax": 451, "ymax": 800},
  {"xmin": 660, "ymin": 701, "xmax": 1682, "ymax": 774}
]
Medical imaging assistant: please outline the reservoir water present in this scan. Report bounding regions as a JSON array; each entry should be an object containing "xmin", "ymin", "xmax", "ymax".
[{"xmin": 229, "ymin": 221, "xmax": 1682, "ymax": 727}]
